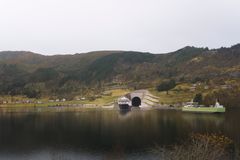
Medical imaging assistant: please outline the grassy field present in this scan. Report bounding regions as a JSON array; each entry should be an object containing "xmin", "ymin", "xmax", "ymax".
[
  {"xmin": 83, "ymin": 89, "xmax": 131, "ymax": 105},
  {"xmin": 0, "ymin": 89, "xmax": 130, "ymax": 108},
  {"xmin": 0, "ymin": 84, "xmax": 206, "ymax": 107},
  {"xmin": 149, "ymin": 83, "xmax": 212, "ymax": 104}
]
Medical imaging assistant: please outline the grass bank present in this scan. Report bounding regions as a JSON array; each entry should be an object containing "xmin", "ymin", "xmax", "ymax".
[
  {"xmin": 0, "ymin": 89, "xmax": 130, "ymax": 108},
  {"xmin": 149, "ymin": 83, "xmax": 214, "ymax": 105}
]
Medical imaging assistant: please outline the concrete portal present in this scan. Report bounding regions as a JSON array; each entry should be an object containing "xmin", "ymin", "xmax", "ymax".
[
  {"xmin": 125, "ymin": 90, "xmax": 158, "ymax": 108},
  {"xmin": 132, "ymin": 97, "xmax": 141, "ymax": 107}
]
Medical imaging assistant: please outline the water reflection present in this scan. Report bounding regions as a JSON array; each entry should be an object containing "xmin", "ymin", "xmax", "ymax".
[
  {"xmin": 181, "ymin": 113, "xmax": 225, "ymax": 132},
  {"xmin": 0, "ymin": 109, "xmax": 239, "ymax": 159},
  {"xmin": 119, "ymin": 109, "xmax": 131, "ymax": 116}
]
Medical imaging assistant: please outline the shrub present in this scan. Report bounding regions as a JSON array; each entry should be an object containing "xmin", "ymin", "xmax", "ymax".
[
  {"xmin": 193, "ymin": 93, "xmax": 203, "ymax": 104},
  {"xmin": 152, "ymin": 133, "xmax": 233, "ymax": 160},
  {"xmin": 156, "ymin": 79, "xmax": 176, "ymax": 94}
]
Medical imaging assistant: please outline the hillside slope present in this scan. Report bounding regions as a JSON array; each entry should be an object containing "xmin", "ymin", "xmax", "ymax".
[{"xmin": 0, "ymin": 44, "xmax": 240, "ymax": 97}]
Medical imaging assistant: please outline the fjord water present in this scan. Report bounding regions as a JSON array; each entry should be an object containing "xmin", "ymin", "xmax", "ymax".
[{"xmin": 0, "ymin": 108, "xmax": 239, "ymax": 160}]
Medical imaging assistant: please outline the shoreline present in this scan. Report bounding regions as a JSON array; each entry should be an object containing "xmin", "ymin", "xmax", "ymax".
[{"xmin": 0, "ymin": 103, "xmax": 182, "ymax": 114}]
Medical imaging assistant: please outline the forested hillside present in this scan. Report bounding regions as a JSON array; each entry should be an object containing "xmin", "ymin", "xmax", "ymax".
[{"xmin": 0, "ymin": 44, "xmax": 240, "ymax": 98}]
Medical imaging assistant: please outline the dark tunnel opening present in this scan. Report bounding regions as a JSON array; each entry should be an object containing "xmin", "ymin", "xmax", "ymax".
[{"xmin": 132, "ymin": 97, "xmax": 141, "ymax": 107}]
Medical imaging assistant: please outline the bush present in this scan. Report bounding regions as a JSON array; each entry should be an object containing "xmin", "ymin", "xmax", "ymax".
[
  {"xmin": 203, "ymin": 88, "xmax": 240, "ymax": 108},
  {"xmin": 23, "ymin": 85, "xmax": 41, "ymax": 98},
  {"xmin": 193, "ymin": 93, "xmax": 203, "ymax": 104},
  {"xmin": 156, "ymin": 80, "xmax": 176, "ymax": 94},
  {"xmin": 152, "ymin": 133, "xmax": 233, "ymax": 160}
]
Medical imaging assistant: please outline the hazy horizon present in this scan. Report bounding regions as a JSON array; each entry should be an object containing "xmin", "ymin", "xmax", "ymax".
[{"xmin": 1, "ymin": 0, "xmax": 240, "ymax": 55}]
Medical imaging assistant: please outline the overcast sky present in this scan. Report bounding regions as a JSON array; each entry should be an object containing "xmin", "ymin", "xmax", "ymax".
[{"xmin": 0, "ymin": 0, "xmax": 240, "ymax": 55}]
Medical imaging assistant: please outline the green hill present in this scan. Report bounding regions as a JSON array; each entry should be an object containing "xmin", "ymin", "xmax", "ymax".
[{"xmin": 0, "ymin": 44, "xmax": 240, "ymax": 98}]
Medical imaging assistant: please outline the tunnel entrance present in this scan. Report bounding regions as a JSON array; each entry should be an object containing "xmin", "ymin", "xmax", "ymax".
[{"xmin": 132, "ymin": 97, "xmax": 141, "ymax": 107}]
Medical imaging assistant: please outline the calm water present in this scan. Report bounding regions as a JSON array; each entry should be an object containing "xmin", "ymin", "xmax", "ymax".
[{"xmin": 0, "ymin": 108, "xmax": 240, "ymax": 160}]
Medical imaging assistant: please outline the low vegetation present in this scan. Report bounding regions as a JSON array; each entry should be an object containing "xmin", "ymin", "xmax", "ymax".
[
  {"xmin": 151, "ymin": 78, "xmax": 240, "ymax": 108},
  {"xmin": 0, "ymin": 89, "xmax": 130, "ymax": 107},
  {"xmin": 156, "ymin": 79, "xmax": 176, "ymax": 94},
  {"xmin": 203, "ymin": 87, "xmax": 240, "ymax": 108},
  {"xmin": 83, "ymin": 89, "xmax": 130, "ymax": 105},
  {"xmin": 150, "ymin": 89, "xmax": 193, "ymax": 105},
  {"xmin": 152, "ymin": 133, "xmax": 235, "ymax": 160}
]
